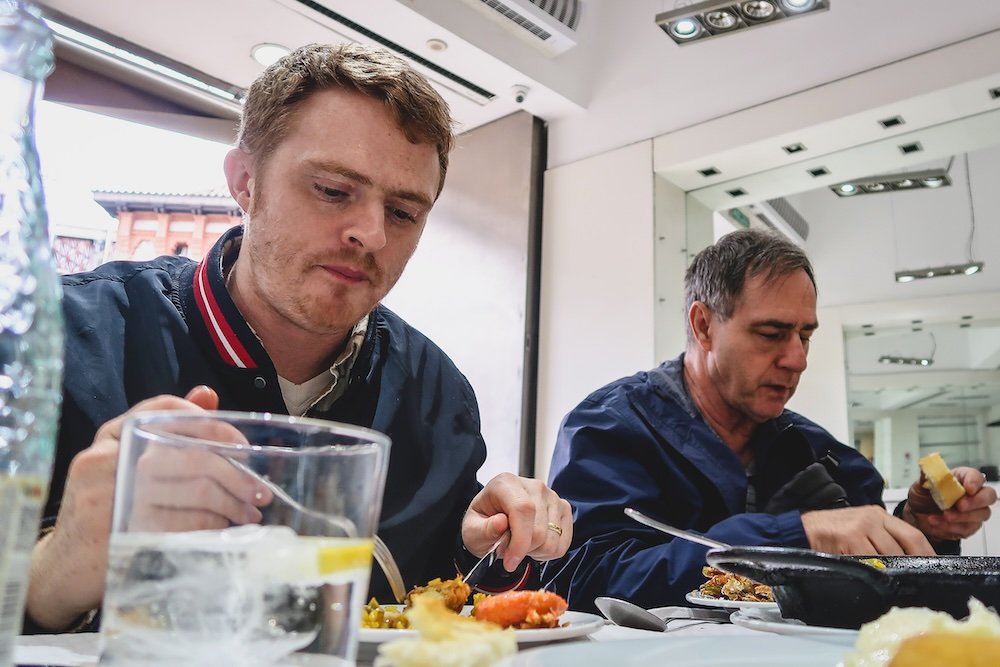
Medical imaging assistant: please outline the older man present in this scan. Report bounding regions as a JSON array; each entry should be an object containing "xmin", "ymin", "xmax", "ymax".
[
  {"xmin": 543, "ymin": 229, "xmax": 995, "ymax": 612},
  {"xmin": 26, "ymin": 43, "xmax": 571, "ymax": 632}
]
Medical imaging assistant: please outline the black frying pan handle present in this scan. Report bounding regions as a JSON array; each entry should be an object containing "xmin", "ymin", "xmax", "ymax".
[{"xmin": 706, "ymin": 546, "xmax": 892, "ymax": 593}]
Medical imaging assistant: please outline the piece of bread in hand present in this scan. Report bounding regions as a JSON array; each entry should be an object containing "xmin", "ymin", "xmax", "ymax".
[
  {"xmin": 918, "ymin": 452, "xmax": 966, "ymax": 510},
  {"xmin": 889, "ymin": 632, "xmax": 1000, "ymax": 666}
]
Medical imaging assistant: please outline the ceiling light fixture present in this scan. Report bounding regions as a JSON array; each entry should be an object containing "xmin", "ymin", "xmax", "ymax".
[
  {"xmin": 656, "ymin": 0, "xmax": 829, "ymax": 45},
  {"xmin": 250, "ymin": 43, "xmax": 291, "ymax": 67},
  {"xmin": 879, "ymin": 333, "xmax": 935, "ymax": 366},
  {"xmin": 879, "ymin": 355, "xmax": 933, "ymax": 366},
  {"xmin": 895, "ymin": 262, "xmax": 983, "ymax": 282},
  {"xmin": 894, "ymin": 154, "xmax": 983, "ymax": 282},
  {"xmin": 830, "ymin": 164, "xmax": 953, "ymax": 197}
]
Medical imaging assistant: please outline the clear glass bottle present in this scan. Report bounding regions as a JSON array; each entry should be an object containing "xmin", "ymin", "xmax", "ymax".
[{"xmin": 0, "ymin": 0, "xmax": 62, "ymax": 660}]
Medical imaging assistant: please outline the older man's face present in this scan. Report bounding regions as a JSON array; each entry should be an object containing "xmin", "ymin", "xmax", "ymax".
[
  {"xmin": 704, "ymin": 269, "xmax": 818, "ymax": 423},
  {"xmin": 237, "ymin": 88, "xmax": 440, "ymax": 337}
]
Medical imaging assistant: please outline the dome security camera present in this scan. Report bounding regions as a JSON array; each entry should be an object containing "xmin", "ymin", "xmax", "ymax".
[{"xmin": 511, "ymin": 85, "xmax": 529, "ymax": 104}]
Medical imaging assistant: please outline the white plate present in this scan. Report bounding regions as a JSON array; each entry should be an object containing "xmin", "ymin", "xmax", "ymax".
[
  {"xmin": 359, "ymin": 609, "xmax": 606, "ymax": 646},
  {"xmin": 730, "ymin": 609, "xmax": 859, "ymax": 645},
  {"xmin": 685, "ymin": 590, "xmax": 779, "ymax": 612},
  {"xmin": 494, "ymin": 634, "xmax": 847, "ymax": 666}
]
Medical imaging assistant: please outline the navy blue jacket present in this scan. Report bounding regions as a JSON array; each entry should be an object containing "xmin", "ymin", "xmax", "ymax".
[
  {"xmin": 46, "ymin": 226, "xmax": 521, "ymax": 618},
  {"xmin": 542, "ymin": 355, "xmax": 886, "ymax": 613}
]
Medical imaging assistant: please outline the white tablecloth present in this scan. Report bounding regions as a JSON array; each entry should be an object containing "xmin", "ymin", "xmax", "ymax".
[{"xmin": 15, "ymin": 621, "xmax": 754, "ymax": 666}]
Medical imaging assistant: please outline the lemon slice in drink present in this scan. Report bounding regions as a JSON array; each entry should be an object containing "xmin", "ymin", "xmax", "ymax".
[{"xmin": 317, "ymin": 539, "xmax": 374, "ymax": 575}]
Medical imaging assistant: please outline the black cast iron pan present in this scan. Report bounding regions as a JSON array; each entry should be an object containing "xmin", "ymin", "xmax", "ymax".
[{"xmin": 706, "ymin": 546, "xmax": 1000, "ymax": 629}]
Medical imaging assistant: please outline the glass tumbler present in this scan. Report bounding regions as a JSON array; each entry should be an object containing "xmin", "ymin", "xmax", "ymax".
[{"xmin": 98, "ymin": 411, "xmax": 390, "ymax": 667}]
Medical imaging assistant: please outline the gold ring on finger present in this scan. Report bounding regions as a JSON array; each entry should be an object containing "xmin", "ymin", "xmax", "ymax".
[{"xmin": 547, "ymin": 522, "xmax": 563, "ymax": 536}]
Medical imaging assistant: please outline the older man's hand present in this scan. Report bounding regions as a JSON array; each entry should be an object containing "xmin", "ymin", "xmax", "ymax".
[
  {"xmin": 461, "ymin": 473, "xmax": 572, "ymax": 572},
  {"xmin": 903, "ymin": 466, "xmax": 997, "ymax": 543},
  {"xmin": 801, "ymin": 505, "xmax": 934, "ymax": 556}
]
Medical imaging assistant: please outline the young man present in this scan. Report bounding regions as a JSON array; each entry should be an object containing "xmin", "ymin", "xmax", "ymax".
[
  {"xmin": 543, "ymin": 229, "xmax": 995, "ymax": 612},
  {"xmin": 26, "ymin": 43, "xmax": 572, "ymax": 632}
]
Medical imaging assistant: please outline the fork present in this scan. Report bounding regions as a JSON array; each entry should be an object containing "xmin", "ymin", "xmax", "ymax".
[
  {"xmin": 373, "ymin": 536, "xmax": 407, "ymax": 604},
  {"xmin": 224, "ymin": 456, "xmax": 407, "ymax": 602}
]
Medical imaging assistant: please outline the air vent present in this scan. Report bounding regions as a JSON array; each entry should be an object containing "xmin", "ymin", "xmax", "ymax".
[
  {"xmin": 879, "ymin": 115, "xmax": 905, "ymax": 128},
  {"xmin": 463, "ymin": 0, "xmax": 582, "ymax": 55},
  {"xmin": 764, "ymin": 198, "xmax": 810, "ymax": 240},
  {"xmin": 899, "ymin": 141, "xmax": 923, "ymax": 154}
]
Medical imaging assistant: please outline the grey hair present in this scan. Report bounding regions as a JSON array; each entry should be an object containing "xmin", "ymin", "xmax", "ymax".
[{"xmin": 684, "ymin": 229, "xmax": 816, "ymax": 338}]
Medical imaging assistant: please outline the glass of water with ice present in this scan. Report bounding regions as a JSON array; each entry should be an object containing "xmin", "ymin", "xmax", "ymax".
[{"xmin": 98, "ymin": 411, "xmax": 390, "ymax": 666}]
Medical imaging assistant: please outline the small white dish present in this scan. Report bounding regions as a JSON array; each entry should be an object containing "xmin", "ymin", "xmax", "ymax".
[
  {"xmin": 730, "ymin": 608, "xmax": 858, "ymax": 645},
  {"xmin": 685, "ymin": 590, "xmax": 779, "ymax": 613}
]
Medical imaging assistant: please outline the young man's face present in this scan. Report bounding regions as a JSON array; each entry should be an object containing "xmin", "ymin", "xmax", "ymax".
[
  {"xmin": 704, "ymin": 269, "xmax": 818, "ymax": 424},
  {"xmin": 231, "ymin": 87, "xmax": 441, "ymax": 337}
]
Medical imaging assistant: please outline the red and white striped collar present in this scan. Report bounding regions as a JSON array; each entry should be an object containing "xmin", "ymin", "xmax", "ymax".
[{"xmin": 191, "ymin": 227, "xmax": 260, "ymax": 369}]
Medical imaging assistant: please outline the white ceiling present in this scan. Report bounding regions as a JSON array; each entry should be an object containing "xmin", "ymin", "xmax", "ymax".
[{"xmin": 37, "ymin": 0, "xmax": 1000, "ymax": 167}]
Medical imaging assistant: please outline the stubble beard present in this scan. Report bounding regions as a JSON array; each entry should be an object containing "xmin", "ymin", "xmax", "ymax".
[{"xmin": 243, "ymin": 187, "xmax": 387, "ymax": 336}]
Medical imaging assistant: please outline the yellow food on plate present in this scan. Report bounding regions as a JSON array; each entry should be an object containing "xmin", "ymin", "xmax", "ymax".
[
  {"xmin": 362, "ymin": 598, "xmax": 410, "ymax": 629},
  {"xmin": 374, "ymin": 595, "xmax": 516, "ymax": 667},
  {"xmin": 889, "ymin": 633, "xmax": 1000, "ymax": 666},
  {"xmin": 919, "ymin": 452, "xmax": 966, "ymax": 510},
  {"xmin": 699, "ymin": 566, "xmax": 773, "ymax": 602},
  {"xmin": 860, "ymin": 558, "xmax": 886, "ymax": 569},
  {"xmin": 363, "ymin": 575, "xmax": 471, "ymax": 628},
  {"xmin": 843, "ymin": 598, "xmax": 1000, "ymax": 667},
  {"xmin": 405, "ymin": 576, "xmax": 471, "ymax": 612},
  {"xmin": 362, "ymin": 575, "xmax": 569, "ymax": 632}
]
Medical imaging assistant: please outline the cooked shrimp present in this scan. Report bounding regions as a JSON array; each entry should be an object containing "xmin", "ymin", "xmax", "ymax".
[{"xmin": 472, "ymin": 590, "xmax": 568, "ymax": 629}]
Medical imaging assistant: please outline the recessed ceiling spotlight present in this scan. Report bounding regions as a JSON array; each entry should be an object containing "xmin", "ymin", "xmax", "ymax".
[
  {"xmin": 250, "ymin": 43, "xmax": 291, "ymax": 67},
  {"xmin": 669, "ymin": 17, "xmax": 705, "ymax": 40},
  {"xmin": 779, "ymin": 0, "xmax": 818, "ymax": 11},
  {"xmin": 830, "ymin": 167, "xmax": 952, "ymax": 196},
  {"xmin": 741, "ymin": 1, "xmax": 777, "ymax": 20},
  {"xmin": 656, "ymin": 0, "xmax": 828, "ymax": 45},
  {"xmin": 425, "ymin": 38, "xmax": 448, "ymax": 52},
  {"xmin": 704, "ymin": 10, "xmax": 739, "ymax": 30}
]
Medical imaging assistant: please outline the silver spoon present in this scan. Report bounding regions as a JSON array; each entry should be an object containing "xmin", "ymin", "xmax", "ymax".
[
  {"xmin": 595, "ymin": 597, "xmax": 731, "ymax": 631},
  {"xmin": 624, "ymin": 507, "xmax": 732, "ymax": 550},
  {"xmin": 594, "ymin": 596, "xmax": 667, "ymax": 631}
]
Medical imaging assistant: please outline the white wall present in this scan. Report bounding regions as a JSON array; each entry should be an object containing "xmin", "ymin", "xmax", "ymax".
[
  {"xmin": 385, "ymin": 112, "xmax": 535, "ymax": 484},
  {"xmin": 535, "ymin": 141, "xmax": 657, "ymax": 481}
]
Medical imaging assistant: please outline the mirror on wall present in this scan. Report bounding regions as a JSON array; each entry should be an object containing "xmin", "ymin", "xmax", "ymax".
[
  {"xmin": 667, "ymin": 106, "xmax": 1000, "ymax": 491},
  {"xmin": 844, "ymin": 316, "xmax": 1000, "ymax": 488}
]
